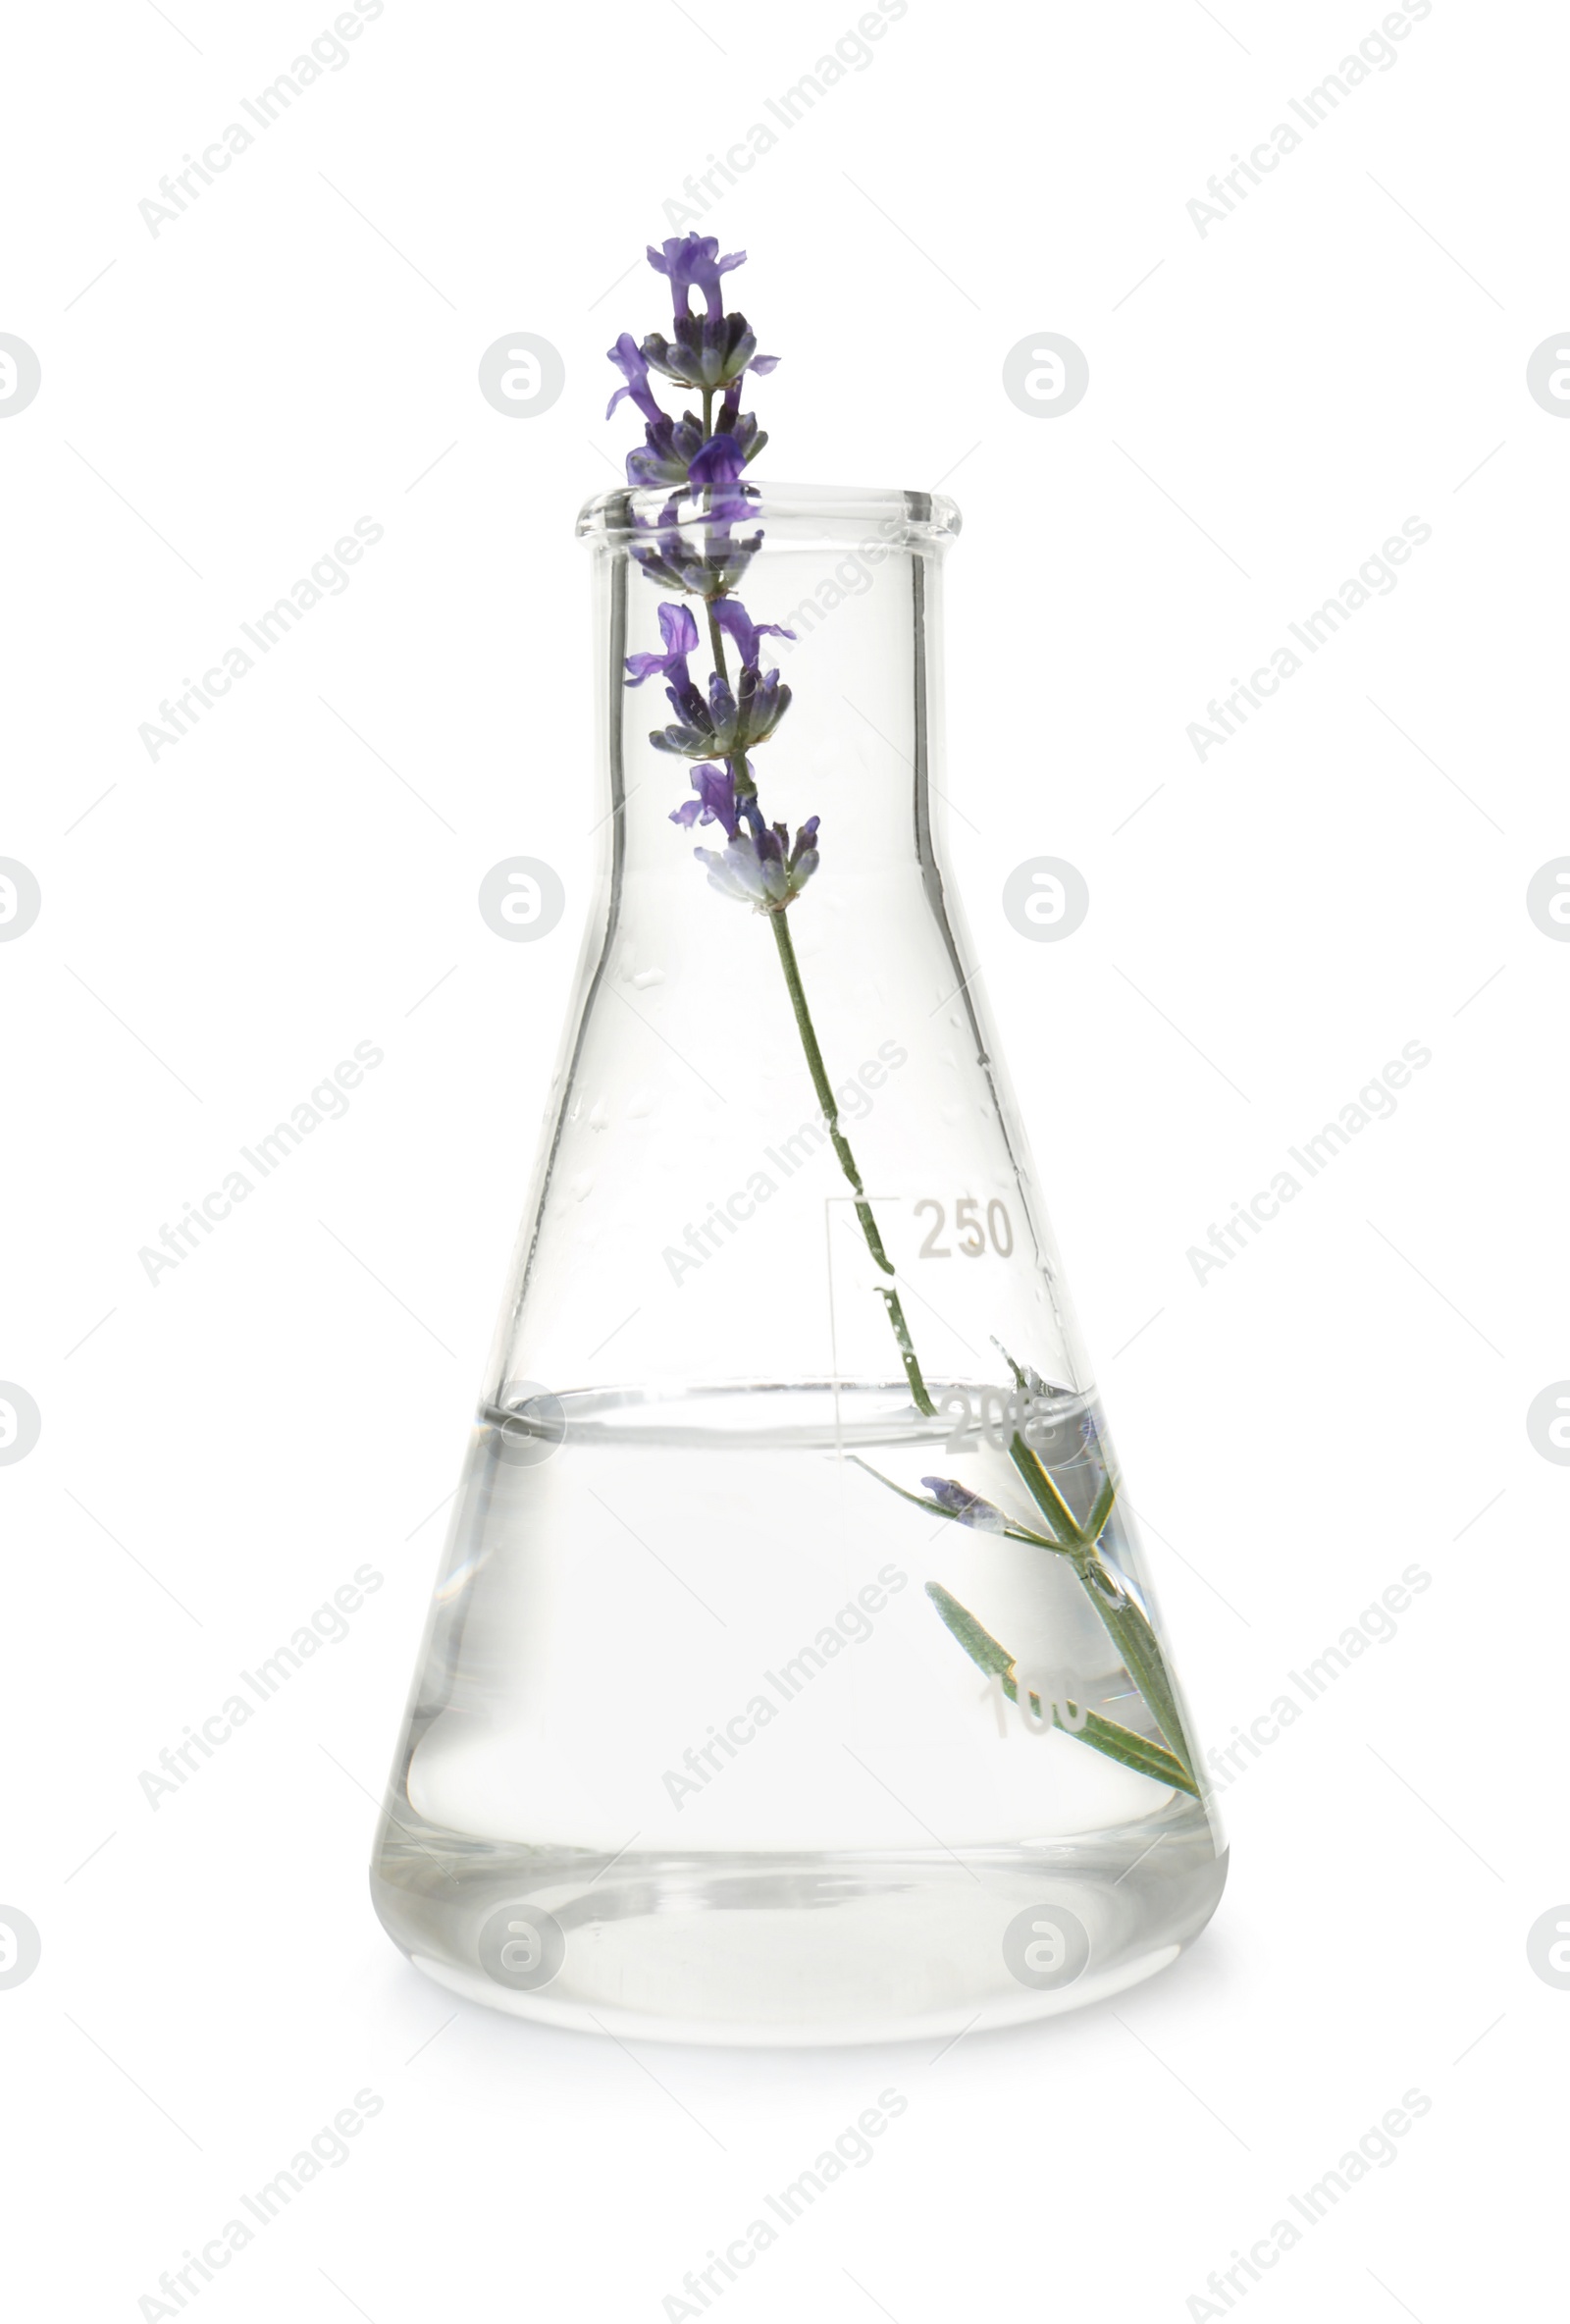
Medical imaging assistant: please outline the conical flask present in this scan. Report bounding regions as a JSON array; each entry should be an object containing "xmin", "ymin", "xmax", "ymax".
[{"xmin": 371, "ymin": 481, "xmax": 1227, "ymax": 2044}]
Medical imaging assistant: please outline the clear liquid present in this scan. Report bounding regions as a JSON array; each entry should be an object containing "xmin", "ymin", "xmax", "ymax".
[{"xmin": 371, "ymin": 1385, "xmax": 1227, "ymax": 2044}]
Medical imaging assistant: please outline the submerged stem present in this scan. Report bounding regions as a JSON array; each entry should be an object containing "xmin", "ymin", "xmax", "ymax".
[{"xmin": 1003, "ymin": 1437, "xmax": 1195, "ymax": 1779}]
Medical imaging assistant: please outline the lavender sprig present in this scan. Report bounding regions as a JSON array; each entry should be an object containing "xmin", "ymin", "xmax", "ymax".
[
  {"xmin": 606, "ymin": 235, "xmax": 937, "ymax": 1422},
  {"xmin": 604, "ymin": 235, "xmax": 1197, "ymax": 1792}
]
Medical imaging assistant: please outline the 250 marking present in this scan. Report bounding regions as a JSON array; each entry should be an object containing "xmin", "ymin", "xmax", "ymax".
[{"xmin": 915, "ymin": 1196, "xmax": 1014, "ymax": 1259}]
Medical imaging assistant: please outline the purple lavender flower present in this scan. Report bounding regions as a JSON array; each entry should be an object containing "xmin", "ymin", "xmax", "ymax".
[
  {"xmin": 628, "ymin": 498, "xmax": 715, "ymax": 595},
  {"xmin": 623, "ymin": 601, "xmax": 699, "ymax": 689},
  {"xmin": 645, "ymin": 677, "xmax": 719, "ymax": 759},
  {"xmin": 718, "ymin": 409, "xmax": 767, "ymax": 469},
  {"xmin": 647, "ymin": 234, "xmax": 747, "ymax": 320},
  {"xmin": 714, "ymin": 374, "xmax": 756, "ymax": 437},
  {"xmin": 712, "ymin": 597, "xmax": 795, "ymax": 669},
  {"xmin": 607, "ymin": 244, "xmax": 771, "ymax": 504},
  {"xmin": 684, "ymin": 433, "xmax": 758, "ymax": 521},
  {"xmin": 668, "ymin": 764, "xmax": 740, "ymax": 835},
  {"xmin": 643, "ymin": 315, "xmax": 779, "ymax": 396},
  {"xmin": 728, "ymin": 660, "xmax": 792, "ymax": 749},
  {"xmin": 626, "ymin": 410, "xmax": 767, "ymax": 493},
  {"xmin": 610, "ymin": 236, "xmax": 812, "ymax": 908},
  {"xmin": 604, "ymin": 333, "xmax": 665, "ymax": 426},
  {"xmin": 920, "ymin": 1478, "xmax": 1009, "ymax": 1534},
  {"xmin": 629, "ymin": 492, "xmax": 763, "ymax": 599},
  {"xmin": 625, "ymin": 413, "xmax": 704, "ymax": 491},
  {"xmin": 648, "ymin": 658, "xmax": 792, "ymax": 761},
  {"xmin": 630, "ymin": 588, "xmax": 791, "ymax": 761},
  {"xmin": 695, "ymin": 818, "xmax": 820, "ymax": 913},
  {"xmin": 687, "ymin": 433, "xmax": 744, "ymax": 486},
  {"xmin": 640, "ymin": 236, "xmax": 780, "ymax": 395}
]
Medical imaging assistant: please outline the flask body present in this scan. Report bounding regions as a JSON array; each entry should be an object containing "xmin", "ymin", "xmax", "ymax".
[{"xmin": 371, "ymin": 485, "xmax": 1226, "ymax": 2043}]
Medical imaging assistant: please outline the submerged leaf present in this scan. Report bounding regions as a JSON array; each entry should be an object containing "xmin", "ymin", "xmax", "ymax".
[{"xmin": 924, "ymin": 1583, "xmax": 1198, "ymax": 1797}]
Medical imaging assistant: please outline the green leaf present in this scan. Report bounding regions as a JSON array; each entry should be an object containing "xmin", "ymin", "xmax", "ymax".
[
  {"xmin": 855, "ymin": 1446, "xmax": 1198, "ymax": 1788},
  {"xmin": 925, "ymin": 1579, "xmax": 1015, "ymax": 1680},
  {"xmin": 924, "ymin": 1582, "xmax": 1198, "ymax": 1797},
  {"xmin": 1070, "ymin": 1706, "xmax": 1198, "ymax": 1794},
  {"xmin": 1074, "ymin": 1566, "xmax": 1192, "ymax": 1778}
]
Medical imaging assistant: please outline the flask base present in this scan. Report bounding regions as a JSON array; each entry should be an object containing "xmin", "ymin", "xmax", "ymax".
[{"xmin": 370, "ymin": 1806, "xmax": 1227, "ymax": 2047}]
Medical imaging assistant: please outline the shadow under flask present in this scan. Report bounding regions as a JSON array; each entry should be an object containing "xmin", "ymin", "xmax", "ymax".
[{"xmin": 370, "ymin": 483, "xmax": 1227, "ymax": 2044}]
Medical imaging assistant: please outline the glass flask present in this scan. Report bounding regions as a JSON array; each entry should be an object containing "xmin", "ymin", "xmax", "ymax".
[{"xmin": 371, "ymin": 482, "xmax": 1227, "ymax": 2044}]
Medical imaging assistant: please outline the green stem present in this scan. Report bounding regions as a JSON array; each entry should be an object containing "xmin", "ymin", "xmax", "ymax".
[
  {"xmin": 677, "ymin": 447, "xmax": 1188, "ymax": 1767},
  {"xmin": 1007, "ymin": 1432, "xmax": 1082, "ymax": 1546},
  {"xmin": 699, "ymin": 387, "xmax": 733, "ymax": 684},
  {"xmin": 857, "ymin": 1391, "xmax": 1194, "ymax": 1773},
  {"xmin": 705, "ymin": 584, "xmax": 729, "ymax": 698},
  {"xmin": 768, "ymin": 908, "xmax": 934, "ymax": 1415},
  {"xmin": 684, "ymin": 505, "xmax": 925, "ymax": 1408},
  {"xmin": 1000, "ymin": 1437, "xmax": 1196, "ymax": 1778}
]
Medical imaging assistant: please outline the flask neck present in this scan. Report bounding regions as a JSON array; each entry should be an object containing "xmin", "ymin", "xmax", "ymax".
[{"xmin": 596, "ymin": 536, "xmax": 946, "ymax": 908}]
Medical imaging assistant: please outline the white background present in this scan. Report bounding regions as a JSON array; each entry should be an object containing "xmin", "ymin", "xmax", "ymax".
[{"xmin": 3, "ymin": 1, "xmax": 1562, "ymax": 2317}]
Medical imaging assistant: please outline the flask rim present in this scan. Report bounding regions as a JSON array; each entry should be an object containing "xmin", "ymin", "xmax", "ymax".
[{"xmin": 574, "ymin": 479, "xmax": 962, "ymax": 551}]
